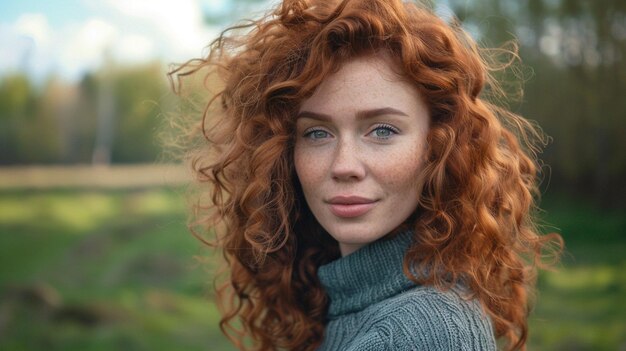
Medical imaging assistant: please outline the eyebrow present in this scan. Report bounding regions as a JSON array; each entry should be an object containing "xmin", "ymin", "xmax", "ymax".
[{"xmin": 296, "ymin": 107, "xmax": 409, "ymax": 121}]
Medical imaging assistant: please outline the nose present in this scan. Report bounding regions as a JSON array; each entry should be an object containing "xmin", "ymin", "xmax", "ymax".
[{"xmin": 331, "ymin": 138, "xmax": 366, "ymax": 182}]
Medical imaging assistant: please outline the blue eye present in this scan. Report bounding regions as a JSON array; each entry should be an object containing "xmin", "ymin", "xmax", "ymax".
[
  {"xmin": 370, "ymin": 124, "xmax": 399, "ymax": 139},
  {"xmin": 304, "ymin": 129, "xmax": 330, "ymax": 140}
]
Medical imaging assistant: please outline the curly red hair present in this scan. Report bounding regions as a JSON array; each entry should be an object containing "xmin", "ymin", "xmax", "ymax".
[{"xmin": 169, "ymin": 0, "xmax": 562, "ymax": 350}]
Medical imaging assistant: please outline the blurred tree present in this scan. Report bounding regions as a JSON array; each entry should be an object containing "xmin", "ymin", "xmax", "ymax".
[
  {"xmin": 92, "ymin": 54, "xmax": 116, "ymax": 165},
  {"xmin": 68, "ymin": 74, "xmax": 98, "ymax": 163},
  {"xmin": 0, "ymin": 74, "xmax": 34, "ymax": 164},
  {"xmin": 449, "ymin": 0, "xmax": 626, "ymax": 206},
  {"xmin": 108, "ymin": 62, "xmax": 170, "ymax": 164},
  {"xmin": 0, "ymin": 74, "xmax": 62, "ymax": 164},
  {"xmin": 0, "ymin": 62, "xmax": 171, "ymax": 165}
]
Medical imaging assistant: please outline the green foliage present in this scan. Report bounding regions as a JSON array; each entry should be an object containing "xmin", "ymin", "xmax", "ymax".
[{"xmin": 0, "ymin": 74, "xmax": 61, "ymax": 164}]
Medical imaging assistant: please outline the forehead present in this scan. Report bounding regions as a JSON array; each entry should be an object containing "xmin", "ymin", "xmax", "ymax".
[{"xmin": 319, "ymin": 54, "xmax": 401, "ymax": 90}]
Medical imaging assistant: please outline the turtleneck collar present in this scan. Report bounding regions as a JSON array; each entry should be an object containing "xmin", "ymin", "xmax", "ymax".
[{"xmin": 317, "ymin": 231, "xmax": 417, "ymax": 319}]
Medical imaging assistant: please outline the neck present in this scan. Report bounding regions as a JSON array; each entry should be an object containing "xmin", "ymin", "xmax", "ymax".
[{"xmin": 339, "ymin": 242, "xmax": 365, "ymax": 256}]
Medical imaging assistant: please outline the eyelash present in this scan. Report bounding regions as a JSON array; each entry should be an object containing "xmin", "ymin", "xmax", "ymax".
[
  {"xmin": 303, "ymin": 128, "xmax": 330, "ymax": 140},
  {"xmin": 369, "ymin": 124, "xmax": 400, "ymax": 139}
]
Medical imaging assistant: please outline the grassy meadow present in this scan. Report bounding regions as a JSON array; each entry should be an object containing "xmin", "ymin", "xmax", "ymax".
[
  {"xmin": 0, "ymin": 183, "xmax": 624, "ymax": 350},
  {"xmin": 0, "ymin": 187, "xmax": 235, "ymax": 351}
]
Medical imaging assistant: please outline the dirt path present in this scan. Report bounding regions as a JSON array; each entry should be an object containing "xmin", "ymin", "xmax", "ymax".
[{"xmin": 0, "ymin": 164, "xmax": 190, "ymax": 189}]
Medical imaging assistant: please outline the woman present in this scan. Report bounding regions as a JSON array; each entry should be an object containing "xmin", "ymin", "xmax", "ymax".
[{"xmin": 170, "ymin": 0, "xmax": 562, "ymax": 350}]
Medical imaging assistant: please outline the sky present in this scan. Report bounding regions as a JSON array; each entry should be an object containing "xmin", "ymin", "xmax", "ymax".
[{"xmin": 0, "ymin": 0, "xmax": 272, "ymax": 82}]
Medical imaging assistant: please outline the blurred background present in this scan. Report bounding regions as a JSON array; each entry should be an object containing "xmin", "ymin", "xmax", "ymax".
[{"xmin": 0, "ymin": 0, "xmax": 624, "ymax": 350}]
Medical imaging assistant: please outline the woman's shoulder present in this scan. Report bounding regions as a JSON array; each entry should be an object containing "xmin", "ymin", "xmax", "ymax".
[{"xmin": 366, "ymin": 285, "xmax": 497, "ymax": 350}]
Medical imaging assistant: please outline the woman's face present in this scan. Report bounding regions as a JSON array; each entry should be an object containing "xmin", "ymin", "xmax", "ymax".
[{"xmin": 294, "ymin": 54, "xmax": 430, "ymax": 256}]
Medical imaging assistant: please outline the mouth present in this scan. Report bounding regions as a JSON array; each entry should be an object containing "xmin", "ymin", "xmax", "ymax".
[{"xmin": 326, "ymin": 196, "xmax": 378, "ymax": 218}]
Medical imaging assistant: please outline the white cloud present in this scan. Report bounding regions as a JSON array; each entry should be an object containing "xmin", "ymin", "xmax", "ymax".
[
  {"xmin": 63, "ymin": 18, "xmax": 118, "ymax": 62},
  {"xmin": 0, "ymin": 13, "xmax": 57, "ymax": 80},
  {"xmin": 15, "ymin": 13, "xmax": 52, "ymax": 47},
  {"xmin": 0, "ymin": 13, "xmax": 119, "ymax": 80},
  {"xmin": 103, "ymin": 0, "xmax": 219, "ymax": 62},
  {"xmin": 48, "ymin": 18, "xmax": 121, "ymax": 80},
  {"xmin": 0, "ymin": 23, "xmax": 31, "ymax": 73},
  {"xmin": 115, "ymin": 34, "xmax": 156, "ymax": 64},
  {"xmin": 0, "ymin": 1, "xmax": 222, "ymax": 82}
]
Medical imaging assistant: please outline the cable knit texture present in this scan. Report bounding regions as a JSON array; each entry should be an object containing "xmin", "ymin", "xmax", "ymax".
[{"xmin": 317, "ymin": 231, "xmax": 497, "ymax": 350}]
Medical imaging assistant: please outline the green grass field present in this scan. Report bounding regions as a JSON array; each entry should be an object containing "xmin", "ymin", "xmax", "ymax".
[{"xmin": 0, "ymin": 188, "xmax": 624, "ymax": 350}]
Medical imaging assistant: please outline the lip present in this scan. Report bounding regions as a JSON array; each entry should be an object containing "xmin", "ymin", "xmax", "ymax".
[{"xmin": 327, "ymin": 196, "xmax": 378, "ymax": 218}]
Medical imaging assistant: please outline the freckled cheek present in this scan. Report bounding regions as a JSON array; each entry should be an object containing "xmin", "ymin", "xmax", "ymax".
[
  {"xmin": 372, "ymin": 147, "xmax": 425, "ymax": 191},
  {"xmin": 294, "ymin": 148, "xmax": 326, "ymax": 192}
]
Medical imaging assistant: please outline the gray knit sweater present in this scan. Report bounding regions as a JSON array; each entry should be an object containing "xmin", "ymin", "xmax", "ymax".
[{"xmin": 316, "ymin": 231, "xmax": 497, "ymax": 350}]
